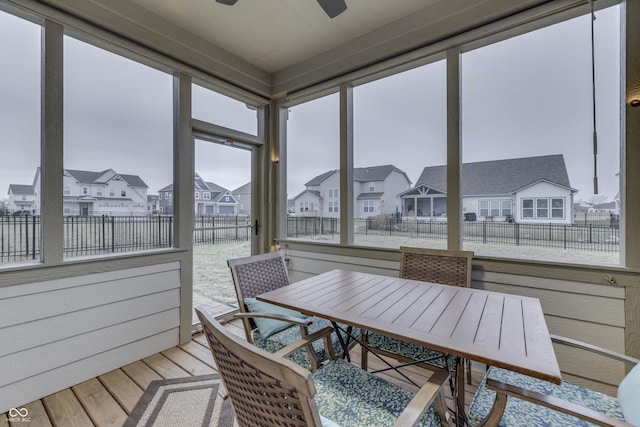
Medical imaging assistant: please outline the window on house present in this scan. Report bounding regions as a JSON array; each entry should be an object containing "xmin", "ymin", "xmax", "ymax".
[
  {"xmin": 195, "ymin": 191, "xmax": 200, "ymax": 199},
  {"xmin": 286, "ymin": 93, "xmax": 340, "ymax": 240},
  {"xmin": 0, "ymin": 10, "xmax": 41, "ymax": 264},
  {"xmin": 501, "ymin": 200, "xmax": 512, "ymax": 217},
  {"xmin": 552, "ymin": 198, "xmax": 564, "ymax": 218},
  {"xmin": 353, "ymin": 59, "xmax": 447, "ymax": 248},
  {"xmin": 203, "ymin": 192, "xmax": 211, "ymax": 200},
  {"xmin": 364, "ymin": 200, "xmax": 375, "ymax": 213},
  {"xmin": 461, "ymin": 4, "xmax": 621, "ymax": 265},
  {"xmin": 83, "ymin": 187, "xmax": 88, "ymax": 195},
  {"xmin": 479, "ymin": 199, "xmax": 512, "ymax": 217},
  {"xmin": 63, "ymin": 34, "xmax": 173, "ymax": 258},
  {"xmin": 522, "ymin": 199, "xmax": 534, "ymax": 218},
  {"xmin": 96, "ymin": 190, "xmax": 102, "ymax": 196},
  {"xmin": 64, "ymin": 186, "xmax": 70, "ymax": 195},
  {"xmin": 521, "ymin": 197, "xmax": 566, "ymax": 220},
  {"xmin": 536, "ymin": 199, "xmax": 549, "ymax": 218}
]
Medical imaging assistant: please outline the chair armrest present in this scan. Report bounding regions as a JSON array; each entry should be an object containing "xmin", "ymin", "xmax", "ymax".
[
  {"xmin": 393, "ymin": 368, "xmax": 450, "ymax": 427},
  {"xmin": 234, "ymin": 312, "xmax": 313, "ymax": 326},
  {"xmin": 274, "ymin": 326, "xmax": 335, "ymax": 359},
  {"xmin": 551, "ymin": 335, "xmax": 640, "ymax": 366},
  {"xmin": 485, "ymin": 379, "xmax": 634, "ymax": 427}
]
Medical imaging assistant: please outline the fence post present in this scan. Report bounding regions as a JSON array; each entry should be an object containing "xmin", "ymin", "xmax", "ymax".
[
  {"xmin": 32, "ymin": 215, "xmax": 36, "ymax": 260},
  {"xmin": 564, "ymin": 225, "xmax": 567, "ymax": 250},
  {"xmin": 102, "ymin": 215, "xmax": 106, "ymax": 251},
  {"xmin": 515, "ymin": 223, "xmax": 520, "ymax": 246},
  {"xmin": 483, "ymin": 220, "xmax": 487, "ymax": 244},
  {"xmin": 111, "ymin": 216, "xmax": 115, "ymax": 252},
  {"xmin": 24, "ymin": 215, "xmax": 29, "ymax": 260}
]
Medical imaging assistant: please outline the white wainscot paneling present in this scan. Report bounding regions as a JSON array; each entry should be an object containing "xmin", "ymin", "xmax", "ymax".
[{"xmin": 0, "ymin": 262, "xmax": 181, "ymax": 412}]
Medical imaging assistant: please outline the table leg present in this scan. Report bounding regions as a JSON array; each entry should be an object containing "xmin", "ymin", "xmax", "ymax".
[
  {"xmin": 448, "ymin": 356, "xmax": 470, "ymax": 427},
  {"xmin": 330, "ymin": 321, "xmax": 351, "ymax": 362}
]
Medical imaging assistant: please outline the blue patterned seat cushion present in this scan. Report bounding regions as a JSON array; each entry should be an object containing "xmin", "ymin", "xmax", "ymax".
[
  {"xmin": 367, "ymin": 331, "xmax": 456, "ymax": 370},
  {"xmin": 252, "ymin": 317, "xmax": 360, "ymax": 371},
  {"xmin": 468, "ymin": 367, "xmax": 625, "ymax": 426},
  {"xmin": 313, "ymin": 358, "xmax": 443, "ymax": 427}
]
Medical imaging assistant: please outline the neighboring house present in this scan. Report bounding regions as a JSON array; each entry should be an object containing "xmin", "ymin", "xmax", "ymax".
[
  {"xmin": 8, "ymin": 167, "xmax": 149, "ymax": 216},
  {"xmin": 7, "ymin": 184, "xmax": 36, "ymax": 213},
  {"xmin": 147, "ymin": 195, "xmax": 160, "ymax": 214},
  {"xmin": 573, "ymin": 201, "xmax": 592, "ymax": 213},
  {"xmin": 589, "ymin": 202, "xmax": 617, "ymax": 213},
  {"xmin": 399, "ymin": 155, "xmax": 577, "ymax": 224},
  {"xmin": 62, "ymin": 168, "xmax": 149, "ymax": 216},
  {"xmin": 293, "ymin": 165, "xmax": 411, "ymax": 219},
  {"xmin": 158, "ymin": 172, "xmax": 239, "ymax": 215},
  {"xmin": 232, "ymin": 182, "xmax": 251, "ymax": 215}
]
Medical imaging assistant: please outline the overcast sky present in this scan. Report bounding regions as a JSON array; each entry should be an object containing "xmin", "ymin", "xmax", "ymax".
[
  {"xmin": 287, "ymin": 5, "xmax": 621, "ymax": 203},
  {"xmin": 1, "ymin": 4, "xmax": 621, "ymax": 204}
]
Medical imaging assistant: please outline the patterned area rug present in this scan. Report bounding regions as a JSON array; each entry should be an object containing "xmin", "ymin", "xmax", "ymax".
[{"xmin": 123, "ymin": 374, "xmax": 234, "ymax": 427}]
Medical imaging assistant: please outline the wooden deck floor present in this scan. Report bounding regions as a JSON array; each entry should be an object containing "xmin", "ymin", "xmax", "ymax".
[{"xmin": 3, "ymin": 319, "xmax": 482, "ymax": 426}]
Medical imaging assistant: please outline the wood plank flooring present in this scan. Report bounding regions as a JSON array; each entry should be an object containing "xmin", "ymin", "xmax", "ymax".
[{"xmin": 3, "ymin": 319, "xmax": 482, "ymax": 426}]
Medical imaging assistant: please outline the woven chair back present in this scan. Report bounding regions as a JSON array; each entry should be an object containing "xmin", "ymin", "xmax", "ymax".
[
  {"xmin": 228, "ymin": 251, "xmax": 290, "ymax": 300},
  {"xmin": 399, "ymin": 246, "xmax": 473, "ymax": 288},
  {"xmin": 196, "ymin": 308, "xmax": 321, "ymax": 427},
  {"xmin": 227, "ymin": 251, "xmax": 291, "ymax": 342}
]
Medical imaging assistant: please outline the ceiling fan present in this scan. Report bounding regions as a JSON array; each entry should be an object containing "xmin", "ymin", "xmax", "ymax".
[{"xmin": 215, "ymin": 0, "xmax": 347, "ymax": 18}]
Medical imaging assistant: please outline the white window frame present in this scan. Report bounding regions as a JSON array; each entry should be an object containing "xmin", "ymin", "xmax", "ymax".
[
  {"xmin": 521, "ymin": 197, "xmax": 565, "ymax": 219},
  {"xmin": 364, "ymin": 200, "xmax": 375, "ymax": 213}
]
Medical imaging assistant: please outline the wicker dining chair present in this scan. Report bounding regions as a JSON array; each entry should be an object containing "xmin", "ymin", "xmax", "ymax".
[
  {"xmin": 467, "ymin": 335, "xmax": 640, "ymax": 426},
  {"xmin": 196, "ymin": 308, "xmax": 452, "ymax": 427},
  {"xmin": 227, "ymin": 251, "xmax": 356, "ymax": 372},
  {"xmin": 362, "ymin": 246, "xmax": 475, "ymax": 384}
]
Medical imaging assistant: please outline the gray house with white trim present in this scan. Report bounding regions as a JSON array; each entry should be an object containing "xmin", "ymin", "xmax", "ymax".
[
  {"xmin": 158, "ymin": 172, "xmax": 239, "ymax": 215},
  {"xmin": 294, "ymin": 165, "xmax": 411, "ymax": 219},
  {"xmin": 400, "ymin": 155, "xmax": 577, "ymax": 224}
]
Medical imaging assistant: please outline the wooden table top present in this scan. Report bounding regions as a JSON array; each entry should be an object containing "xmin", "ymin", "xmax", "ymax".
[{"xmin": 258, "ymin": 269, "xmax": 561, "ymax": 384}]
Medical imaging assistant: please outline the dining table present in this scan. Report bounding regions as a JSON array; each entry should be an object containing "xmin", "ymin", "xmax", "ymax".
[{"xmin": 257, "ymin": 268, "xmax": 562, "ymax": 426}]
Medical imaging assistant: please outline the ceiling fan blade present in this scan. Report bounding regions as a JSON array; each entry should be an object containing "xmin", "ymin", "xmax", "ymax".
[
  {"xmin": 316, "ymin": 0, "xmax": 347, "ymax": 18},
  {"xmin": 216, "ymin": 0, "xmax": 238, "ymax": 5}
]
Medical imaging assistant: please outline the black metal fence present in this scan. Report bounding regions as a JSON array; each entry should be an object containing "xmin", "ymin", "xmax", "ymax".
[
  {"xmin": 2, "ymin": 213, "xmax": 621, "ymax": 262},
  {"xmin": 193, "ymin": 215, "xmax": 252, "ymax": 245},
  {"xmin": 64, "ymin": 215, "xmax": 173, "ymax": 257},
  {"xmin": 287, "ymin": 216, "xmax": 338, "ymax": 239},
  {"xmin": 0, "ymin": 214, "xmax": 252, "ymax": 263},
  {"xmin": 0, "ymin": 215, "xmax": 40, "ymax": 263},
  {"xmin": 288, "ymin": 215, "xmax": 621, "ymax": 254}
]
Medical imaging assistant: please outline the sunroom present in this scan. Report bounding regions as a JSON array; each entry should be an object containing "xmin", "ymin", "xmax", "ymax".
[{"xmin": 1, "ymin": 0, "xmax": 638, "ymax": 424}]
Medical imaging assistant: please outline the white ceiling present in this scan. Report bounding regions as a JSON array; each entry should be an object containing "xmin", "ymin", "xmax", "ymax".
[{"xmin": 129, "ymin": 0, "xmax": 441, "ymax": 73}]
